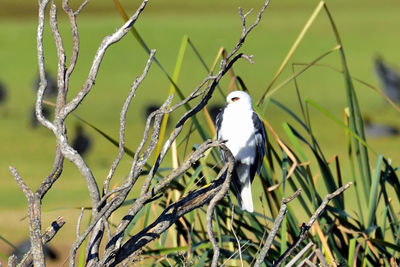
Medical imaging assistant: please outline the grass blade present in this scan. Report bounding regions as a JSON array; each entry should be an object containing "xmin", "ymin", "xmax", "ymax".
[
  {"xmin": 261, "ymin": 45, "xmax": 340, "ymax": 101},
  {"xmin": 258, "ymin": 0, "xmax": 325, "ymax": 105},
  {"xmin": 367, "ymin": 155, "xmax": 383, "ymax": 229},
  {"xmin": 323, "ymin": 1, "xmax": 372, "ymax": 201},
  {"xmin": 348, "ymin": 238, "xmax": 357, "ymax": 266},
  {"xmin": 306, "ymin": 99, "xmax": 376, "ymax": 155},
  {"xmin": 154, "ymin": 35, "xmax": 190, "ymax": 159}
]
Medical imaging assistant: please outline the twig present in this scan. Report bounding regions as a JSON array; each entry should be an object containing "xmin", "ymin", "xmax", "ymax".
[
  {"xmin": 230, "ymin": 205, "xmax": 244, "ymax": 267},
  {"xmin": 285, "ymin": 241, "xmax": 313, "ymax": 267},
  {"xmin": 60, "ymin": 0, "xmax": 149, "ymax": 119},
  {"xmin": 36, "ymin": 0, "xmax": 56, "ymax": 132},
  {"xmin": 314, "ymin": 248, "xmax": 329, "ymax": 266},
  {"xmin": 230, "ymin": 205, "xmax": 243, "ymax": 267},
  {"xmin": 75, "ymin": 0, "xmax": 90, "ymax": 16},
  {"xmin": 49, "ymin": 0, "xmax": 67, "ymax": 112},
  {"xmin": 100, "ymin": 140, "xmax": 225, "ymax": 265},
  {"xmin": 36, "ymin": 149, "xmax": 64, "ymax": 199},
  {"xmin": 207, "ymin": 146, "xmax": 235, "ymax": 267},
  {"xmin": 77, "ymin": 207, "xmax": 85, "ymax": 238},
  {"xmin": 7, "ymin": 255, "xmax": 17, "ymax": 267},
  {"xmin": 19, "ymin": 217, "xmax": 66, "ymax": 267},
  {"xmin": 9, "ymin": 166, "xmax": 45, "ymax": 266},
  {"xmin": 221, "ymin": 240, "xmax": 251, "ymax": 267},
  {"xmin": 225, "ymin": 0, "xmax": 271, "ymax": 61},
  {"xmin": 102, "ymin": 157, "xmax": 232, "ymax": 266},
  {"xmin": 273, "ymin": 182, "xmax": 352, "ymax": 266},
  {"xmin": 103, "ymin": 49, "xmax": 157, "ymax": 195},
  {"xmin": 62, "ymin": 0, "xmax": 80, "ymax": 95},
  {"xmin": 254, "ymin": 189, "xmax": 302, "ymax": 266}
]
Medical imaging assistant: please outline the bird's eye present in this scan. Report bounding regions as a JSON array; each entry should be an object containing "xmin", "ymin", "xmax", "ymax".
[{"xmin": 231, "ymin": 97, "xmax": 240, "ymax": 102}]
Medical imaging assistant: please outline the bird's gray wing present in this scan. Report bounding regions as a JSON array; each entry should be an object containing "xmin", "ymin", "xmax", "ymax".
[
  {"xmin": 251, "ymin": 112, "xmax": 266, "ymax": 179},
  {"xmin": 215, "ymin": 108, "xmax": 226, "ymax": 161}
]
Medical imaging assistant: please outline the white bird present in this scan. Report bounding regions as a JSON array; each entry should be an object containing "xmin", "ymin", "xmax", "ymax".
[{"xmin": 215, "ymin": 91, "xmax": 266, "ymax": 212}]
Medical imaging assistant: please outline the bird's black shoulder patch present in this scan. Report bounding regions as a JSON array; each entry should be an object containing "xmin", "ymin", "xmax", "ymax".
[
  {"xmin": 251, "ymin": 111, "xmax": 266, "ymax": 179},
  {"xmin": 215, "ymin": 108, "xmax": 224, "ymax": 138}
]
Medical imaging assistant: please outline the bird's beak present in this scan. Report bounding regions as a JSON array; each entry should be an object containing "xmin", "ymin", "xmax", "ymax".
[{"xmin": 227, "ymin": 99, "xmax": 233, "ymax": 104}]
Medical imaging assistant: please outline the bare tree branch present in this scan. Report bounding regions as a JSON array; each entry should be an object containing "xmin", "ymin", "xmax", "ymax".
[
  {"xmin": 103, "ymin": 49, "xmax": 157, "ymax": 195},
  {"xmin": 36, "ymin": 149, "xmax": 64, "ymax": 199},
  {"xmin": 27, "ymin": 0, "xmax": 273, "ymax": 265},
  {"xmin": 75, "ymin": 0, "xmax": 91, "ymax": 16},
  {"xmin": 50, "ymin": 0, "xmax": 66, "ymax": 108},
  {"xmin": 60, "ymin": 0, "xmax": 149, "ymax": 119},
  {"xmin": 7, "ymin": 255, "xmax": 17, "ymax": 267},
  {"xmin": 62, "ymin": 0, "xmax": 80, "ymax": 96},
  {"xmin": 103, "ymin": 152, "xmax": 234, "ymax": 266},
  {"xmin": 285, "ymin": 241, "xmax": 314, "ymax": 267},
  {"xmin": 19, "ymin": 217, "xmax": 66, "ymax": 267},
  {"xmin": 100, "ymin": 140, "xmax": 227, "ymax": 265},
  {"xmin": 230, "ymin": 205, "xmax": 244, "ymax": 267},
  {"xmin": 255, "ymin": 189, "xmax": 302, "ymax": 266},
  {"xmin": 68, "ymin": 51, "xmax": 159, "ymax": 266},
  {"xmin": 36, "ymin": 0, "xmax": 56, "ymax": 132},
  {"xmin": 9, "ymin": 167, "xmax": 45, "ymax": 266},
  {"xmin": 207, "ymin": 146, "xmax": 235, "ymax": 267},
  {"xmin": 225, "ymin": 0, "xmax": 271, "ymax": 62},
  {"xmin": 273, "ymin": 182, "xmax": 352, "ymax": 266}
]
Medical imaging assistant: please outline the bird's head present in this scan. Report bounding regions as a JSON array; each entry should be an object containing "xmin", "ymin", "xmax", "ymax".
[{"xmin": 226, "ymin": 90, "xmax": 253, "ymax": 108}]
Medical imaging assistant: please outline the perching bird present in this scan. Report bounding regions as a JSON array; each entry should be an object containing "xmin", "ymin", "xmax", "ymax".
[
  {"xmin": 374, "ymin": 56, "xmax": 400, "ymax": 102},
  {"xmin": 216, "ymin": 91, "xmax": 266, "ymax": 212}
]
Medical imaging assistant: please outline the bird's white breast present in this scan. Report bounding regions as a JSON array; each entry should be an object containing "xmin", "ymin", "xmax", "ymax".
[{"xmin": 219, "ymin": 106, "xmax": 256, "ymax": 164}]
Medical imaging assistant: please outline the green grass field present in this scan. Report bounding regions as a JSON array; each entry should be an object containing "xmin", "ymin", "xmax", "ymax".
[{"xmin": 1, "ymin": 0, "xmax": 400, "ymax": 263}]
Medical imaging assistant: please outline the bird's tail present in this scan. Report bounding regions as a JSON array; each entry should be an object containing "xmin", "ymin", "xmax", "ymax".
[{"xmin": 238, "ymin": 180, "xmax": 254, "ymax": 213}]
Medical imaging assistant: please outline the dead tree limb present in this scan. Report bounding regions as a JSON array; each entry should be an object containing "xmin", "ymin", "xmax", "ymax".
[
  {"xmin": 273, "ymin": 182, "xmax": 352, "ymax": 266},
  {"xmin": 26, "ymin": 0, "xmax": 273, "ymax": 265},
  {"xmin": 104, "ymin": 149, "xmax": 233, "ymax": 266},
  {"xmin": 9, "ymin": 167, "xmax": 45, "ymax": 266},
  {"xmin": 207, "ymin": 146, "xmax": 235, "ymax": 267},
  {"xmin": 19, "ymin": 217, "xmax": 66, "ymax": 267},
  {"xmin": 254, "ymin": 189, "xmax": 302, "ymax": 267}
]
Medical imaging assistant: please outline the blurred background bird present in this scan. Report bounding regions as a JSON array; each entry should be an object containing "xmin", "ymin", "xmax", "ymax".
[
  {"xmin": 71, "ymin": 124, "xmax": 92, "ymax": 158},
  {"xmin": 10, "ymin": 238, "xmax": 58, "ymax": 264},
  {"xmin": 374, "ymin": 56, "xmax": 400, "ymax": 103},
  {"xmin": 29, "ymin": 105, "xmax": 52, "ymax": 128},
  {"xmin": 0, "ymin": 79, "xmax": 7, "ymax": 106},
  {"xmin": 33, "ymin": 71, "xmax": 58, "ymax": 99},
  {"xmin": 364, "ymin": 116, "xmax": 399, "ymax": 138}
]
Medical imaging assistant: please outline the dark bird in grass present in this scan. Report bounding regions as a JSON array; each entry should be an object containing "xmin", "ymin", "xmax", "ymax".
[
  {"xmin": 33, "ymin": 71, "xmax": 58, "ymax": 98},
  {"xmin": 374, "ymin": 56, "xmax": 400, "ymax": 102},
  {"xmin": 143, "ymin": 103, "xmax": 172, "ymax": 126},
  {"xmin": 0, "ymin": 80, "xmax": 7, "ymax": 105},
  {"xmin": 30, "ymin": 106, "xmax": 52, "ymax": 128},
  {"xmin": 216, "ymin": 91, "xmax": 266, "ymax": 212},
  {"xmin": 144, "ymin": 104, "xmax": 159, "ymax": 120},
  {"xmin": 364, "ymin": 117, "xmax": 399, "ymax": 138},
  {"xmin": 71, "ymin": 124, "xmax": 92, "ymax": 157},
  {"xmin": 10, "ymin": 239, "xmax": 58, "ymax": 264}
]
